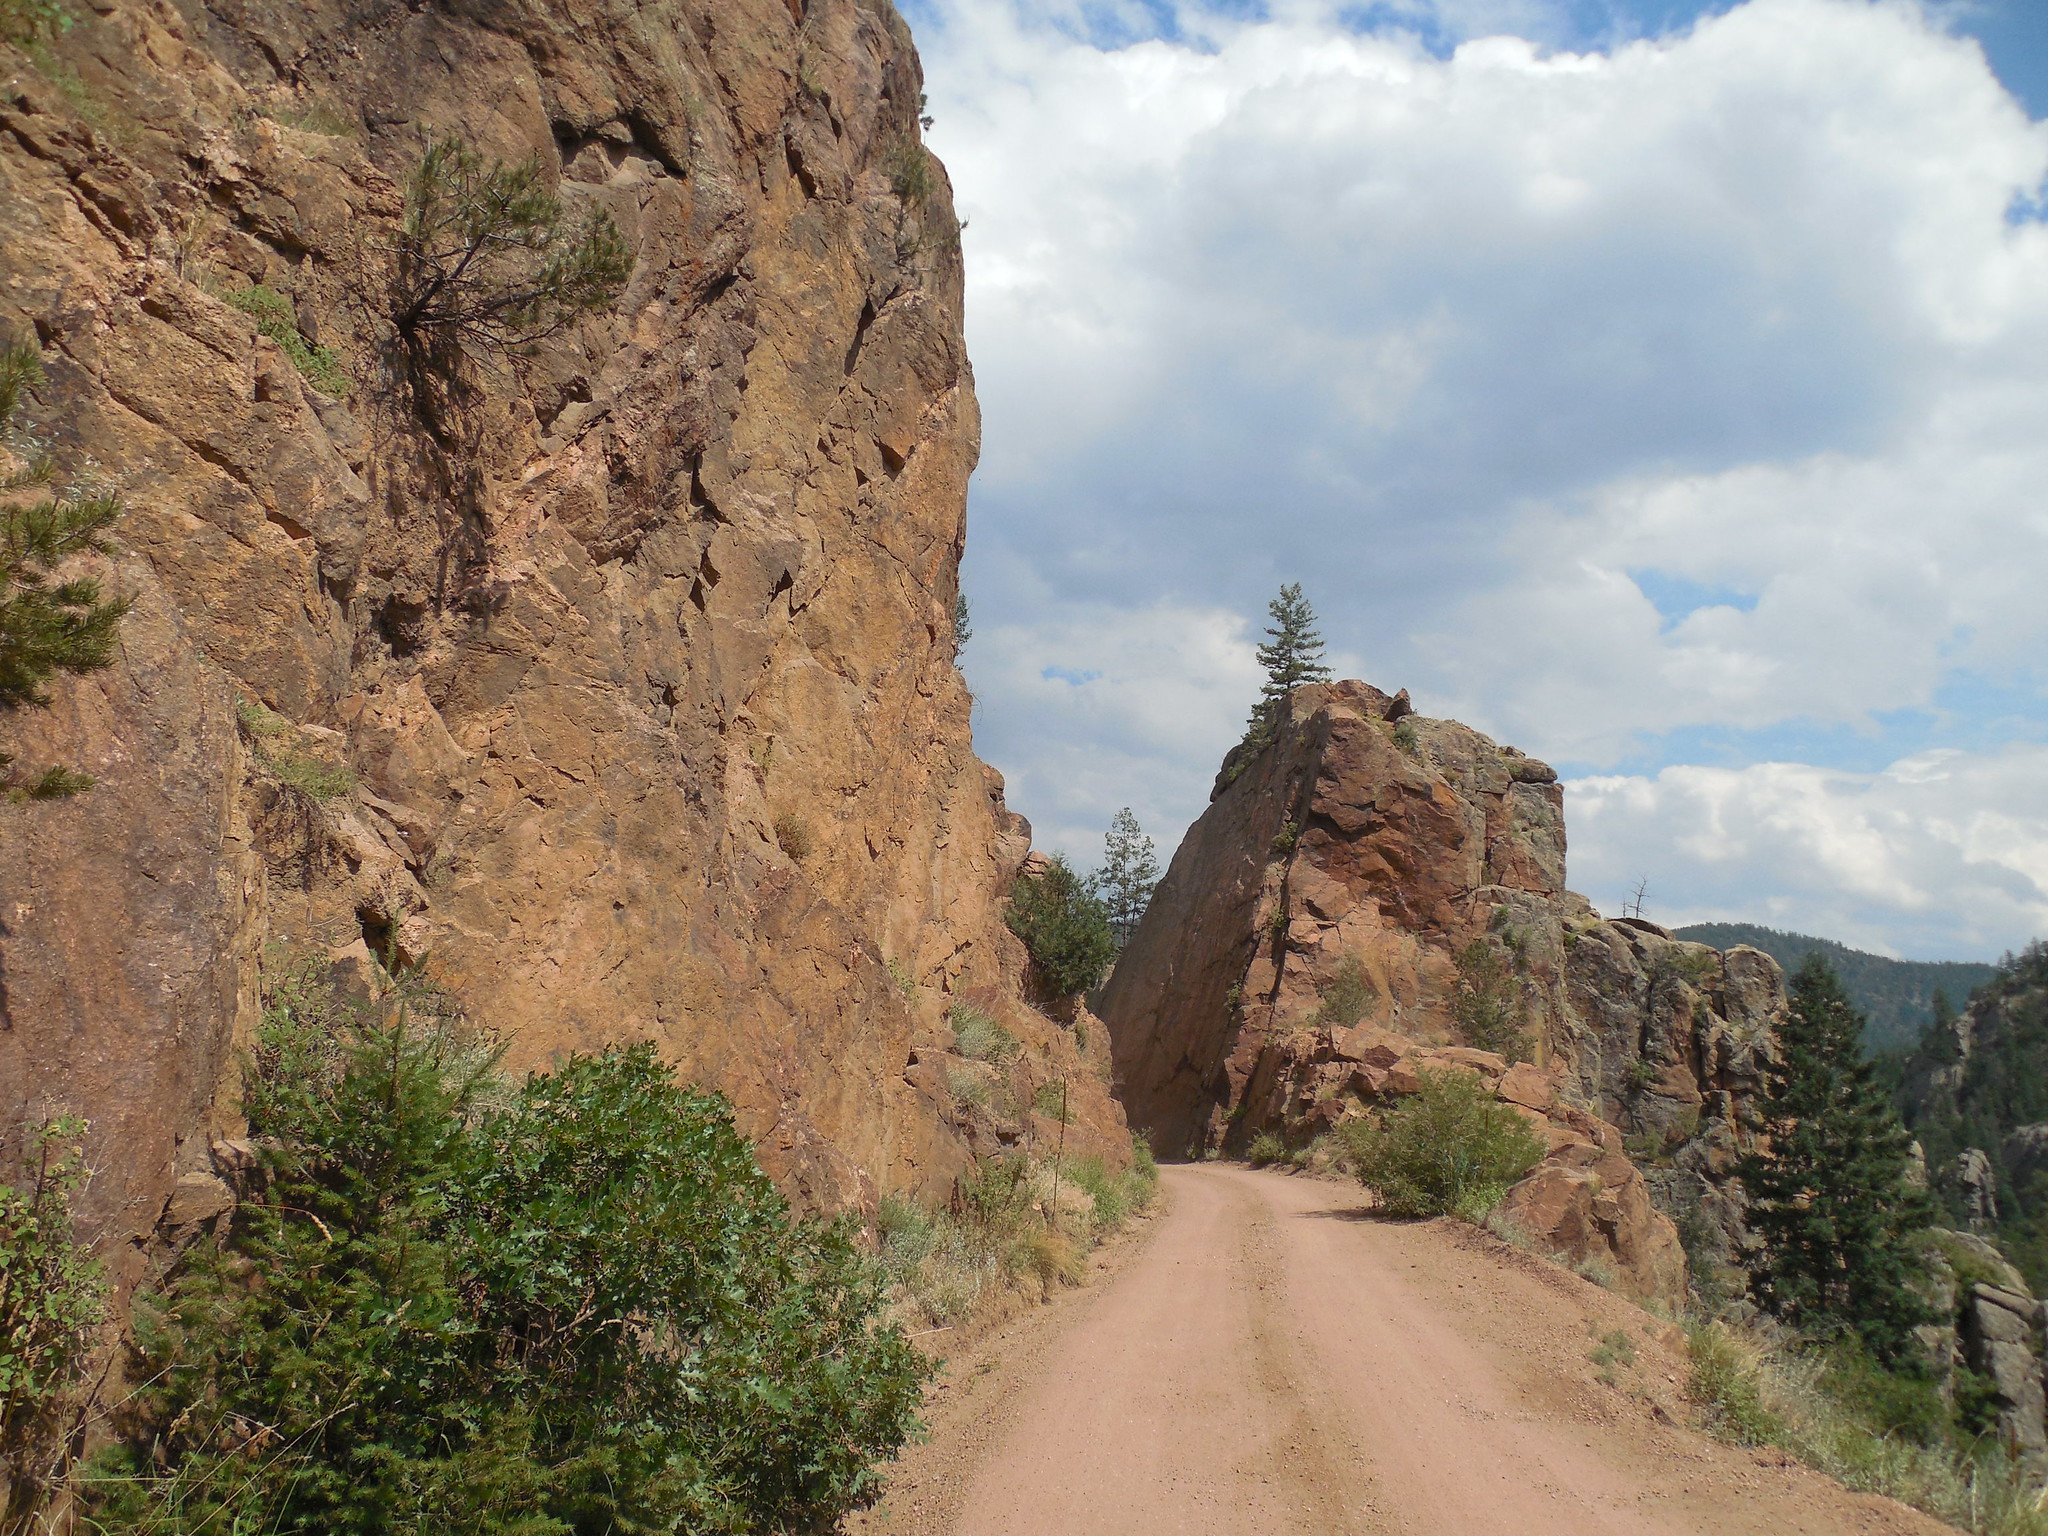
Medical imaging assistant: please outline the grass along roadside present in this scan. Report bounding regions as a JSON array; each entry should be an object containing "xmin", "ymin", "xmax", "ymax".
[
  {"xmin": 878, "ymin": 1138, "xmax": 1158, "ymax": 1328},
  {"xmin": 1686, "ymin": 1317, "xmax": 2048, "ymax": 1535}
]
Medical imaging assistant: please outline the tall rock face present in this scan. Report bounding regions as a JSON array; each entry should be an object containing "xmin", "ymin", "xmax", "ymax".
[
  {"xmin": 0, "ymin": 0, "xmax": 1123, "ymax": 1305},
  {"xmin": 1101, "ymin": 680, "xmax": 1784, "ymax": 1304}
]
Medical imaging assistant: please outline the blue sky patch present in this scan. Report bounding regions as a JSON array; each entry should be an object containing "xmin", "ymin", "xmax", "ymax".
[{"xmin": 1627, "ymin": 568, "xmax": 1760, "ymax": 630}]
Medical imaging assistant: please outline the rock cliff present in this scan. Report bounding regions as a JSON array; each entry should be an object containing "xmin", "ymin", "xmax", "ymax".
[
  {"xmin": 0, "ymin": 0, "xmax": 1124, "ymax": 1311},
  {"xmin": 1101, "ymin": 680, "xmax": 1786, "ymax": 1306}
]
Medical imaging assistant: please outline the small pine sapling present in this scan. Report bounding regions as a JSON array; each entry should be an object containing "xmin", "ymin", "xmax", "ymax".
[
  {"xmin": 0, "ymin": 337, "xmax": 130, "ymax": 800},
  {"xmin": 394, "ymin": 135, "xmax": 633, "ymax": 353}
]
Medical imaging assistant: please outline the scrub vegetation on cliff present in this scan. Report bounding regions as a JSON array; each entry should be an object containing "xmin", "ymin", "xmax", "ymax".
[
  {"xmin": 80, "ymin": 968, "xmax": 927, "ymax": 1535},
  {"xmin": 0, "ymin": 1116, "xmax": 105, "ymax": 1532},
  {"xmin": 877, "ymin": 1138, "xmax": 1157, "ymax": 1327},
  {"xmin": 0, "ymin": 337, "xmax": 129, "ymax": 801}
]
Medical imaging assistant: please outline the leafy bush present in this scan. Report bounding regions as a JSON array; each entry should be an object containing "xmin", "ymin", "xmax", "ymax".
[
  {"xmin": 1338, "ymin": 1068, "xmax": 1543, "ymax": 1221},
  {"xmin": 1450, "ymin": 940, "xmax": 1527, "ymax": 1060},
  {"xmin": 1006, "ymin": 855, "xmax": 1116, "ymax": 1000},
  {"xmin": 949, "ymin": 1003, "xmax": 1019, "ymax": 1064},
  {"xmin": 1, "ymin": 1116, "xmax": 105, "ymax": 1529},
  {"xmin": 1392, "ymin": 720, "xmax": 1419, "ymax": 755},
  {"xmin": 223, "ymin": 284, "xmax": 351, "ymax": 397},
  {"xmin": 235, "ymin": 701, "xmax": 356, "ymax": 801},
  {"xmin": 1246, "ymin": 1132, "xmax": 1288, "ymax": 1168},
  {"xmin": 87, "ymin": 972, "xmax": 927, "ymax": 1535},
  {"xmin": 1316, "ymin": 954, "xmax": 1374, "ymax": 1029},
  {"xmin": 394, "ymin": 135, "xmax": 632, "ymax": 351}
]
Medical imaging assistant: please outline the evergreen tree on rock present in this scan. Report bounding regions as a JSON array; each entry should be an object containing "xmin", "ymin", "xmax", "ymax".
[
  {"xmin": 0, "ymin": 338, "xmax": 130, "ymax": 801},
  {"xmin": 1216, "ymin": 584, "xmax": 1335, "ymax": 793},
  {"xmin": 1736, "ymin": 952, "xmax": 1934, "ymax": 1361},
  {"xmin": 1093, "ymin": 808, "xmax": 1160, "ymax": 949},
  {"xmin": 1006, "ymin": 854, "xmax": 1117, "ymax": 1002},
  {"xmin": 1255, "ymin": 582, "xmax": 1331, "ymax": 713}
]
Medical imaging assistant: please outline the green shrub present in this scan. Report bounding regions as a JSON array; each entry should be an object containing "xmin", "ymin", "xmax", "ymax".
[
  {"xmin": 395, "ymin": 135, "xmax": 632, "ymax": 351},
  {"xmin": 1032, "ymin": 1079, "xmax": 1070, "ymax": 1122},
  {"xmin": 1684, "ymin": 1315, "xmax": 2048, "ymax": 1536},
  {"xmin": 886, "ymin": 141, "xmax": 935, "ymax": 207},
  {"xmin": 950, "ymin": 1003, "xmax": 1019, "ymax": 1064},
  {"xmin": 1316, "ymin": 954, "xmax": 1375, "ymax": 1029},
  {"xmin": 1006, "ymin": 855, "xmax": 1116, "ymax": 1000},
  {"xmin": 1246, "ymin": 1132, "xmax": 1287, "ymax": 1168},
  {"xmin": 1450, "ymin": 939, "xmax": 1527, "ymax": 1059},
  {"xmin": 1686, "ymin": 1320, "xmax": 1782, "ymax": 1445},
  {"xmin": 879, "ymin": 1141, "xmax": 1155, "ymax": 1325},
  {"xmin": 86, "ymin": 971, "xmax": 927, "ymax": 1535},
  {"xmin": 1, "ymin": 1115, "xmax": 106, "ymax": 1529},
  {"xmin": 267, "ymin": 750, "xmax": 356, "ymax": 800},
  {"xmin": 1392, "ymin": 720, "xmax": 1419, "ymax": 755},
  {"xmin": 1068, "ymin": 1152, "xmax": 1155, "ymax": 1234},
  {"xmin": 945, "ymin": 1065, "xmax": 992, "ymax": 1109},
  {"xmin": 1588, "ymin": 1327, "xmax": 1638, "ymax": 1387},
  {"xmin": 0, "ymin": 0, "xmax": 70, "ymax": 44},
  {"xmin": 1338, "ymin": 1068, "xmax": 1543, "ymax": 1221},
  {"xmin": 223, "ymin": 285, "xmax": 351, "ymax": 397},
  {"xmin": 1129, "ymin": 1131, "xmax": 1157, "ymax": 1185}
]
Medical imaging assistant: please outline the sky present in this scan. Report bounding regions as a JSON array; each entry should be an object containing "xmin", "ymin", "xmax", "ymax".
[{"xmin": 902, "ymin": 0, "xmax": 2048, "ymax": 961}]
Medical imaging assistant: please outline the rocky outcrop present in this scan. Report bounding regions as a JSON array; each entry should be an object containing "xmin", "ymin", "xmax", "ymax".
[
  {"xmin": 0, "ymin": 0, "xmax": 1124, "ymax": 1311},
  {"xmin": 1921, "ymin": 1231, "xmax": 2048, "ymax": 1464},
  {"xmin": 1101, "ymin": 680, "xmax": 1784, "ymax": 1306}
]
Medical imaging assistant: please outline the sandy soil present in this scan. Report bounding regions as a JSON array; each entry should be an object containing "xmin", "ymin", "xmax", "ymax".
[{"xmin": 852, "ymin": 1164, "xmax": 1957, "ymax": 1536}]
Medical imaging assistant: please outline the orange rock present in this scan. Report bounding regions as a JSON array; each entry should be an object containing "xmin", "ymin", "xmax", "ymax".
[{"xmin": 1497, "ymin": 1062, "xmax": 1556, "ymax": 1113}]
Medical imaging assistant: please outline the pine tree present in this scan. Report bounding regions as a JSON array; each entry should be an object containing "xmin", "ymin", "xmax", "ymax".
[
  {"xmin": 1092, "ymin": 808, "xmax": 1160, "ymax": 948},
  {"xmin": 0, "ymin": 337, "xmax": 129, "ymax": 800},
  {"xmin": 1736, "ymin": 953, "xmax": 1934, "ymax": 1360},
  {"xmin": 1220, "ymin": 584, "xmax": 1333, "ymax": 785},
  {"xmin": 1254, "ymin": 582, "xmax": 1331, "ymax": 712},
  {"xmin": 1006, "ymin": 854, "xmax": 1117, "ymax": 1000}
]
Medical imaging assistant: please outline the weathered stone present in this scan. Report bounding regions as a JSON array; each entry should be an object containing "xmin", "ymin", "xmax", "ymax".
[
  {"xmin": 0, "ymin": 0, "xmax": 1127, "ymax": 1339},
  {"xmin": 1100, "ymin": 681, "xmax": 1768, "ymax": 1310}
]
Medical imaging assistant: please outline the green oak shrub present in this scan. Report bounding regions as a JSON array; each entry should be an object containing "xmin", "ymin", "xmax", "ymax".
[
  {"xmin": 84, "ymin": 972, "xmax": 927, "ymax": 1535},
  {"xmin": 1339, "ymin": 1068, "xmax": 1543, "ymax": 1222}
]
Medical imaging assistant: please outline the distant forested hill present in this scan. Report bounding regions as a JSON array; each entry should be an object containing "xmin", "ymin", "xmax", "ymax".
[{"xmin": 1672, "ymin": 923, "xmax": 1999, "ymax": 1054}]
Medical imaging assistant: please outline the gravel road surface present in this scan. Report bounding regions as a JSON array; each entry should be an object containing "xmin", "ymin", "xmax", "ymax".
[{"xmin": 856, "ymin": 1163, "xmax": 1953, "ymax": 1536}]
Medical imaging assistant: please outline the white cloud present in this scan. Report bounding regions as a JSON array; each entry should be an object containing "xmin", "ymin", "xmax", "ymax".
[
  {"xmin": 967, "ymin": 599, "xmax": 1267, "ymax": 861},
  {"xmin": 1567, "ymin": 744, "xmax": 2048, "ymax": 955},
  {"xmin": 918, "ymin": 0, "xmax": 2048, "ymax": 954}
]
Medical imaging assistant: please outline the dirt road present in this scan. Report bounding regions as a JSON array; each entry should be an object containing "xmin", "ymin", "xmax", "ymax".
[{"xmin": 859, "ymin": 1164, "xmax": 1951, "ymax": 1536}]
